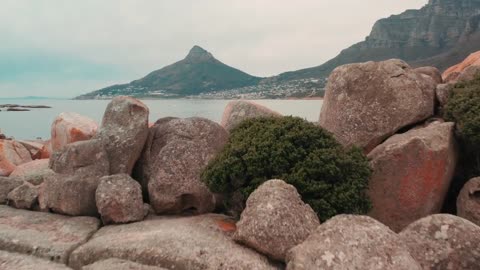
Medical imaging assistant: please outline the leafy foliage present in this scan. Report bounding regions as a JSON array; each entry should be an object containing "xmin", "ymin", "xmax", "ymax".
[{"xmin": 202, "ymin": 116, "xmax": 372, "ymax": 221}]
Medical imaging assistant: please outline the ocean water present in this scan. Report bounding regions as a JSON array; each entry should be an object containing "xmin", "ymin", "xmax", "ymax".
[{"xmin": 0, "ymin": 99, "xmax": 323, "ymax": 140}]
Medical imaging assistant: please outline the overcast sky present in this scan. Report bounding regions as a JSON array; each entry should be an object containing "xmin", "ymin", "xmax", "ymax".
[{"xmin": 0, "ymin": 0, "xmax": 427, "ymax": 98}]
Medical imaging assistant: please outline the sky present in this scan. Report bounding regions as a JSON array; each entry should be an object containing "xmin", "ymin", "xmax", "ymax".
[{"xmin": 0, "ymin": 0, "xmax": 427, "ymax": 98}]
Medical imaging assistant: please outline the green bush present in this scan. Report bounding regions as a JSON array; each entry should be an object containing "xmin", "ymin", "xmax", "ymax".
[{"xmin": 201, "ymin": 116, "xmax": 372, "ymax": 221}]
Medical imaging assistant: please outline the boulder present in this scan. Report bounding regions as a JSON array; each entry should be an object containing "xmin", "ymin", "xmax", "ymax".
[
  {"xmin": 95, "ymin": 96, "xmax": 149, "ymax": 175},
  {"xmin": 457, "ymin": 177, "xmax": 480, "ymax": 227},
  {"xmin": 0, "ymin": 205, "xmax": 100, "ymax": 264},
  {"xmin": 233, "ymin": 179, "xmax": 319, "ymax": 262},
  {"xmin": 221, "ymin": 100, "xmax": 281, "ymax": 131},
  {"xmin": 138, "ymin": 117, "xmax": 228, "ymax": 215},
  {"xmin": 0, "ymin": 250, "xmax": 72, "ymax": 270},
  {"xmin": 0, "ymin": 140, "xmax": 32, "ymax": 176},
  {"xmin": 17, "ymin": 140, "xmax": 44, "ymax": 159},
  {"xmin": 399, "ymin": 214, "xmax": 480, "ymax": 270},
  {"xmin": 435, "ymin": 83, "xmax": 453, "ymax": 109},
  {"xmin": 10, "ymin": 159, "xmax": 50, "ymax": 180},
  {"xmin": 319, "ymin": 59, "xmax": 436, "ymax": 153},
  {"xmin": 69, "ymin": 214, "xmax": 279, "ymax": 269},
  {"xmin": 83, "ymin": 259, "xmax": 167, "ymax": 270},
  {"xmin": 414, "ymin": 66, "xmax": 443, "ymax": 84},
  {"xmin": 96, "ymin": 174, "xmax": 144, "ymax": 225},
  {"xmin": 50, "ymin": 112, "xmax": 98, "ymax": 152},
  {"xmin": 443, "ymin": 51, "xmax": 480, "ymax": 83},
  {"xmin": 456, "ymin": 65, "xmax": 480, "ymax": 82},
  {"xmin": 0, "ymin": 177, "xmax": 23, "ymax": 204},
  {"xmin": 368, "ymin": 121, "xmax": 458, "ymax": 232},
  {"xmin": 286, "ymin": 215, "xmax": 421, "ymax": 270},
  {"xmin": 39, "ymin": 140, "xmax": 52, "ymax": 159},
  {"xmin": 7, "ymin": 182, "xmax": 38, "ymax": 210}
]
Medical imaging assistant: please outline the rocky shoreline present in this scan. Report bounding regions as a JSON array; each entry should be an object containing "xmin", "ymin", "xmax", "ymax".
[{"xmin": 0, "ymin": 52, "xmax": 479, "ymax": 269}]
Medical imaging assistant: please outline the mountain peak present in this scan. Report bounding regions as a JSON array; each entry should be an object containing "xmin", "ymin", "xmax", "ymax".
[{"xmin": 185, "ymin": 45, "xmax": 215, "ymax": 62}]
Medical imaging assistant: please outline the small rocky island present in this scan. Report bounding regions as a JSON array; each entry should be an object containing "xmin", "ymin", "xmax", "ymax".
[
  {"xmin": 0, "ymin": 104, "xmax": 52, "ymax": 112},
  {"xmin": 0, "ymin": 52, "xmax": 479, "ymax": 269}
]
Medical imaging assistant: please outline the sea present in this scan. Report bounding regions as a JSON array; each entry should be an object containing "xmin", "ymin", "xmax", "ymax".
[{"xmin": 0, "ymin": 99, "xmax": 323, "ymax": 140}]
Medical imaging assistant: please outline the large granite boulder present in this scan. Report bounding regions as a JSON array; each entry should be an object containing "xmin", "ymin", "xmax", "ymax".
[
  {"xmin": 221, "ymin": 100, "xmax": 281, "ymax": 131},
  {"xmin": 286, "ymin": 215, "xmax": 421, "ymax": 270},
  {"xmin": 319, "ymin": 59, "xmax": 436, "ymax": 153},
  {"xmin": 83, "ymin": 259, "xmax": 167, "ymax": 270},
  {"xmin": 414, "ymin": 66, "xmax": 443, "ymax": 84},
  {"xmin": 0, "ymin": 140, "xmax": 32, "ymax": 176},
  {"xmin": 233, "ymin": 179, "xmax": 319, "ymax": 262},
  {"xmin": 0, "ymin": 177, "xmax": 23, "ymax": 204},
  {"xmin": 368, "ymin": 121, "xmax": 458, "ymax": 232},
  {"xmin": 96, "ymin": 174, "xmax": 144, "ymax": 225},
  {"xmin": 435, "ymin": 83, "xmax": 453, "ymax": 109},
  {"xmin": 400, "ymin": 214, "xmax": 480, "ymax": 270},
  {"xmin": 10, "ymin": 159, "xmax": 50, "ymax": 178},
  {"xmin": 17, "ymin": 140, "xmax": 44, "ymax": 159},
  {"xmin": 39, "ymin": 140, "xmax": 52, "ymax": 159},
  {"xmin": 0, "ymin": 251, "xmax": 72, "ymax": 270},
  {"xmin": 443, "ymin": 50, "xmax": 480, "ymax": 83},
  {"xmin": 69, "ymin": 214, "xmax": 279, "ymax": 269},
  {"xmin": 457, "ymin": 177, "xmax": 480, "ymax": 227},
  {"xmin": 95, "ymin": 96, "xmax": 149, "ymax": 175},
  {"xmin": 50, "ymin": 112, "xmax": 98, "ymax": 152},
  {"xmin": 7, "ymin": 182, "xmax": 39, "ymax": 210},
  {"xmin": 0, "ymin": 206, "xmax": 100, "ymax": 264},
  {"xmin": 137, "ymin": 117, "xmax": 228, "ymax": 215}
]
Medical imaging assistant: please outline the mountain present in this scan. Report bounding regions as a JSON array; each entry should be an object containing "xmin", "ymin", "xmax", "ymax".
[
  {"xmin": 275, "ymin": 0, "xmax": 480, "ymax": 82},
  {"xmin": 76, "ymin": 46, "xmax": 262, "ymax": 99}
]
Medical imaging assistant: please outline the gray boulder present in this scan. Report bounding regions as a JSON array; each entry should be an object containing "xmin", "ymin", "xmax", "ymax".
[
  {"xmin": 0, "ymin": 177, "xmax": 23, "ymax": 204},
  {"xmin": 233, "ymin": 179, "xmax": 319, "ymax": 262},
  {"xmin": 7, "ymin": 182, "xmax": 38, "ymax": 210},
  {"xmin": 414, "ymin": 66, "xmax": 443, "ymax": 84},
  {"xmin": 457, "ymin": 177, "xmax": 480, "ymax": 227},
  {"xmin": 221, "ymin": 100, "xmax": 281, "ymax": 131},
  {"xmin": 0, "ymin": 250, "xmax": 72, "ymax": 270}
]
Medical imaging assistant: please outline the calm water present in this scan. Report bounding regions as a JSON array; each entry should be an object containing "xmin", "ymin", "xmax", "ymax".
[{"xmin": 0, "ymin": 99, "xmax": 323, "ymax": 140}]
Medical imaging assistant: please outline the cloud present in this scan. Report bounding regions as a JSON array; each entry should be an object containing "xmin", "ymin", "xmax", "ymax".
[{"xmin": 0, "ymin": 0, "xmax": 427, "ymax": 97}]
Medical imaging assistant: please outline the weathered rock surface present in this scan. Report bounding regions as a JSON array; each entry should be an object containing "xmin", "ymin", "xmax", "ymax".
[
  {"xmin": 457, "ymin": 177, "xmax": 480, "ymax": 227},
  {"xmin": 233, "ymin": 179, "xmax": 319, "ymax": 262},
  {"xmin": 83, "ymin": 259, "xmax": 167, "ymax": 270},
  {"xmin": 138, "ymin": 117, "xmax": 228, "ymax": 215},
  {"xmin": 17, "ymin": 140, "xmax": 44, "ymax": 159},
  {"xmin": 96, "ymin": 174, "xmax": 144, "ymax": 225},
  {"xmin": 415, "ymin": 66, "xmax": 443, "ymax": 84},
  {"xmin": 221, "ymin": 100, "xmax": 281, "ymax": 131},
  {"xmin": 0, "ymin": 177, "xmax": 23, "ymax": 204},
  {"xmin": 0, "ymin": 250, "xmax": 72, "ymax": 270},
  {"xmin": 368, "ymin": 121, "xmax": 458, "ymax": 232},
  {"xmin": 0, "ymin": 205, "xmax": 100, "ymax": 264},
  {"xmin": 400, "ymin": 214, "xmax": 480, "ymax": 270},
  {"xmin": 435, "ymin": 83, "xmax": 453, "ymax": 109},
  {"xmin": 95, "ymin": 96, "xmax": 149, "ymax": 175},
  {"xmin": 10, "ymin": 159, "xmax": 49, "ymax": 178},
  {"xmin": 39, "ymin": 140, "xmax": 52, "ymax": 159},
  {"xmin": 50, "ymin": 112, "xmax": 98, "ymax": 152},
  {"xmin": 0, "ymin": 140, "xmax": 32, "ymax": 176},
  {"xmin": 69, "ymin": 214, "xmax": 279, "ymax": 270},
  {"xmin": 7, "ymin": 182, "xmax": 38, "ymax": 210},
  {"xmin": 286, "ymin": 215, "xmax": 421, "ymax": 270},
  {"xmin": 443, "ymin": 50, "xmax": 480, "ymax": 82},
  {"xmin": 319, "ymin": 59, "xmax": 436, "ymax": 153}
]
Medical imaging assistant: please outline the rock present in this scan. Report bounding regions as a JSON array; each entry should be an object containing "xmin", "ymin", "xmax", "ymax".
[
  {"xmin": 0, "ymin": 205, "xmax": 100, "ymax": 264},
  {"xmin": 50, "ymin": 112, "xmax": 98, "ymax": 152},
  {"xmin": 319, "ymin": 59, "xmax": 436, "ymax": 153},
  {"xmin": 415, "ymin": 66, "xmax": 443, "ymax": 84},
  {"xmin": 0, "ymin": 140, "xmax": 32, "ymax": 176},
  {"xmin": 221, "ymin": 100, "xmax": 281, "ymax": 131},
  {"xmin": 233, "ymin": 179, "xmax": 319, "ymax": 262},
  {"xmin": 17, "ymin": 140, "xmax": 44, "ymax": 159},
  {"xmin": 95, "ymin": 96, "xmax": 149, "ymax": 175},
  {"xmin": 39, "ymin": 140, "xmax": 52, "ymax": 159},
  {"xmin": 0, "ymin": 177, "xmax": 23, "ymax": 204},
  {"xmin": 457, "ymin": 177, "xmax": 480, "ymax": 227},
  {"xmin": 69, "ymin": 214, "xmax": 279, "ymax": 270},
  {"xmin": 138, "ymin": 117, "xmax": 228, "ymax": 215},
  {"xmin": 7, "ymin": 182, "xmax": 38, "ymax": 210},
  {"xmin": 399, "ymin": 214, "xmax": 480, "ymax": 270},
  {"xmin": 286, "ymin": 215, "xmax": 421, "ymax": 270},
  {"xmin": 457, "ymin": 65, "xmax": 480, "ymax": 82},
  {"xmin": 83, "ymin": 259, "xmax": 167, "ymax": 270},
  {"xmin": 10, "ymin": 159, "xmax": 50, "ymax": 180},
  {"xmin": 435, "ymin": 83, "xmax": 453, "ymax": 109},
  {"xmin": 368, "ymin": 121, "xmax": 458, "ymax": 232},
  {"xmin": 0, "ymin": 250, "xmax": 72, "ymax": 270},
  {"xmin": 443, "ymin": 51, "xmax": 480, "ymax": 82},
  {"xmin": 96, "ymin": 174, "xmax": 144, "ymax": 225}
]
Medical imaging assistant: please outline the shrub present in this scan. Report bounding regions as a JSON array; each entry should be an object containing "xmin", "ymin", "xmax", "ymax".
[{"xmin": 201, "ymin": 116, "xmax": 372, "ymax": 221}]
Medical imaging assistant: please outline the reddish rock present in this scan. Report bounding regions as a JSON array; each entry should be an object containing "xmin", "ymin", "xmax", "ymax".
[
  {"xmin": 138, "ymin": 117, "xmax": 228, "ymax": 215},
  {"xmin": 17, "ymin": 140, "xmax": 44, "ymax": 159},
  {"xmin": 0, "ymin": 140, "xmax": 32, "ymax": 176},
  {"xmin": 7, "ymin": 182, "xmax": 38, "ymax": 210},
  {"xmin": 95, "ymin": 96, "xmax": 149, "ymax": 175},
  {"xmin": 50, "ymin": 112, "xmax": 98, "ymax": 152},
  {"xmin": 96, "ymin": 174, "xmax": 144, "ymax": 225},
  {"xmin": 286, "ymin": 215, "xmax": 421, "ymax": 270},
  {"xmin": 0, "ymin": 177, "xmax": 23, "ymax": 204},
  {"xmin": 457, "ymin": 177, "xmax": 480, "ymax": 227},
  {"xmin": 319, "ymin": 59, "xmax": 436, "ymax": 153},
  {"xmin": 456, "ymin": 65, "xmax": 480, "ymax": 82},
  {"xmin": 39, "ymin": 140, "xmax": 52, "ymax": 159},
  {"xmin": 414, "ymin": 66, "xmax": 443, "ymax": 84},
  {"xmin": 443, "ymin": 51, "xmax": 480, "ymax": 82},
  {"xmin": 221, "ymin": 100, "xmax": 281, "ymax": 131},
  {"xmin": 368, "ymin": 121, "xmax": 458, "ymax": 232},
  {"xmin": 400, "ymin": 214, "xmax": 480, "ymax": 270},
  {"xmin": 233, "ymin": 179, "xmax": 320, "ymax": 262}
]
